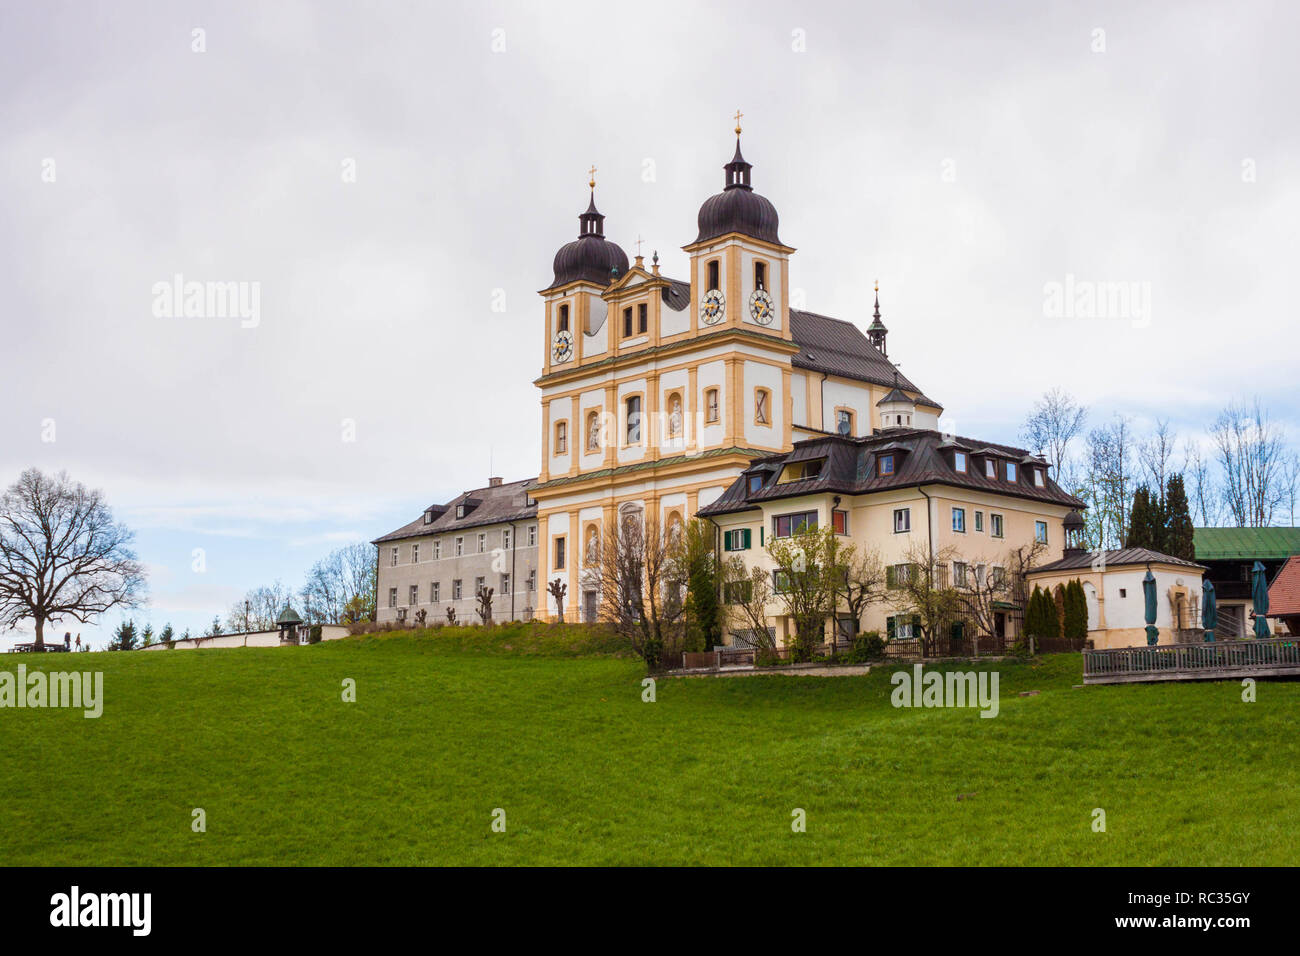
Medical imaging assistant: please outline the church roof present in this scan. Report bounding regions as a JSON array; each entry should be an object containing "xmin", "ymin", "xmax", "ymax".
[
  {"xmin": 546, "ymin": 191, "xmax": 629, "ymax": 291},
  {"xmin": 694, "ymin": 137, "xmax": 782, "ymax": 246},
  {"xmin": 789, "ymin": 310, "xmax": 940, "ymax": 406},
  {"xmin": 373, "ymin": 478, "xmax": 538, "ymax": 543}
]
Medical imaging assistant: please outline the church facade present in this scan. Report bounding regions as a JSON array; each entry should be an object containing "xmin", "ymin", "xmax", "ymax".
[{"xmin": 376, "ymin": 122, "xmax": 1084, "ymax": 641}]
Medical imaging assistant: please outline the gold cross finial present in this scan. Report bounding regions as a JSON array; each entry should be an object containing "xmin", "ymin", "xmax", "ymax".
[
  {"xmin": 635, "ymin": 235, "xmax": 645, "ymax": 256},
  {"xmin": 875, "ymin": 279, "xmax": 879, "ymax": 292},
  {"xmin": 588, "ymin": 165, "xmax": 596, "ymax": 189},
  {"xmin": 734, "ymin": 109, "xmax": 743, "ymax": 135}
]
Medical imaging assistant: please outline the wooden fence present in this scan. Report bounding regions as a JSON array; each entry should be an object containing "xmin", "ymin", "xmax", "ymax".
[{"xmin": 1083, "ymin": 636, "xmax": 1300, "ymax": 684}]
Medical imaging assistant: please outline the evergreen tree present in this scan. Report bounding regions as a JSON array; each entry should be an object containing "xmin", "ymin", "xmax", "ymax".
[
  {"xmin": 1163, "ymin": 474, "xmax": 1196, "ymax": 561},
  {"xmin": 1041, "ymin": 588, "xmax": 1062, "ymax": 639},
  {"xmin": 1025, "ymin": 585, "xmax": 1047, "ymax": 638},
  {"xmin": 159, "ymin": 623, "xmax": 175, "ymax": 643},
  {"xmin": 208, "ymin": 615, "xmax": 223, "ymax": 637},
  {"xmin": 140, "ymin": 623, "xmax": 155, "ymax": 647},
  {"xmin": 109, "ymin": 619, "xmax": 138, "ymax": 651},
  {"xmin": 1063, "ymin": 579, "xmax": 1088, "ymax": 640},
  {"xmin": 1126, "ymin": 484, "xmax": 1167, "ymax": 551}
]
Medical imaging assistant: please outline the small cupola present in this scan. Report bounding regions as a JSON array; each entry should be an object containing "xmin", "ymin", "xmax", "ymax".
[
  {"xmin": 1063, "ymin": 509, "xmax": 1087, "ymax": 554},
  {"xmin": 876, "ymin": 378, "xmax": 916, "ymax": 430}
]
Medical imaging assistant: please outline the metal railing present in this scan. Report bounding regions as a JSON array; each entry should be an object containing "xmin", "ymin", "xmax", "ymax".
[{"xmin": 1083, "ymin": 636, "xmax": 1300, "ymax": 683}]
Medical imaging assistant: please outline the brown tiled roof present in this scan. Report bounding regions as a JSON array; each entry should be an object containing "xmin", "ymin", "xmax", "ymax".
[
  {"xmin": 373, "ymin": 478, "xmax": 537, "ymax": 543},
  {"xmin": 1266, "ymin": 555, "xmax": 1300, "ymax": 616},
  {"xmin": 698, "ymin": 428, "xmax": 1085, "ymax": 517},
  {"xmin": 1032, "ymin": 548, "xmax": 1206, "ymax": 574},
  {"xmin": 789, "ymin": 310, "xmax": 941, "ymax": 406}
]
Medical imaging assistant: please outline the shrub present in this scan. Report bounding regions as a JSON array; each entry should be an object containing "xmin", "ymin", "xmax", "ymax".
[
  {"xmin": 848, "ymin": 631, "xmax": 885, "ymax": 662},
  {"xmin": 308, "ymin": 625, "xmax": 322, "ymax": 644}
]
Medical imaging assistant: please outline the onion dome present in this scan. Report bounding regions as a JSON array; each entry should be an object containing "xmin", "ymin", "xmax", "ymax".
[
  {"xmin": 548, "ymin": 189, "xmax": 629, "ymax": 289},
  {"xmin": 694, "ymin": 136, "xmax": 782, "ymax": 245}
]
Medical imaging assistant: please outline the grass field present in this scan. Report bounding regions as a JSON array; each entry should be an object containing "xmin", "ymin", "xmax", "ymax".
[{"xmin": 1, "ymin": 625, "xmax": 1296, "ymax": 866}]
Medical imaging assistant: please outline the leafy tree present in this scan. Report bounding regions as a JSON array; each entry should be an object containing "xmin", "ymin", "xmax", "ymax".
[
  {"xmin": 1163, "ymin": 474, "xmax": 1195, "ymax": 561},
  {"xmin": 767, "ymin": 525, "xmax": 846, "ymax": 661},
  {"xmin": 680, "ymin": 519, "xmax": 723, "ymax": 653},
  {"xmin": 0, "ymin": 468, "xmax": 147, "ymax": 648},
  {"xmin": 885, "ymin": 542, "xmax": 961, "ymax": 658}
]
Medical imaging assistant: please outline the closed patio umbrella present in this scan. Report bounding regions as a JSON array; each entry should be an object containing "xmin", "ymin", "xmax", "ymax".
[
  {"xmin": 1142, "ymin": 569, "xmax": 1159, "ymax": 646},
  {"xmin": 1202, "ymin": 579, "xmax": 1216, "ymax": 642},
  {"xmin": 1252, "ymin": 560, "xmax": 1271, "ymax": 639}
]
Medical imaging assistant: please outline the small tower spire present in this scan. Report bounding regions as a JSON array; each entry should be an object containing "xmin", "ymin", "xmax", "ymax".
[{"xmin": 868, "ymin": 279, "xmax": 889, "ymax": 356}]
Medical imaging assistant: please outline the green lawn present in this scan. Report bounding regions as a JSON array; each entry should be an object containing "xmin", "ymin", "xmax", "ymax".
[{"xmin": 1, "ymin": 625, "xmax": 1295, "ymax": 866}]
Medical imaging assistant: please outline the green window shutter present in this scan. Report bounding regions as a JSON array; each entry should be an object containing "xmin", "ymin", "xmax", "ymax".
[
  {"xmin": 912, "ymin": 614, "xmax": 922, "ymax": 634},
  {"xmin": 724, "ymin": 530, "xmax": 733, "ymax": 550},
  {"xmin": 760, "ymin": 527, "xmax": 765, "ymax": 546},
  {"xmin": 742, "ymin": 528, "xmax": 752, "ymax": 549},
  {"xmin": 887, "ymin": 616, "xmax": 896, "ymax": 640}
]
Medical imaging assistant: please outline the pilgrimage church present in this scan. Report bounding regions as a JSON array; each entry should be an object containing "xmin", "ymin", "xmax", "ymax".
[{"xmin": 376, "ymin": 117, "xmax": 1098, "ymax": 641}]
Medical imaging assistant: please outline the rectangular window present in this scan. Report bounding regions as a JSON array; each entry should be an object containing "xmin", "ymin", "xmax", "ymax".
[
  {"xmin": 772, "ymin": 570, "xmax": 792, "ymax": 593},
  {"xmin": 772, "ymin": 511, "xmax": 818, "ymax": 539},
  {"xmin": 623, "ymin": 307, "xmax": 633, "ymax": 338},
  {"xmin": 954, "ymin": 451, "xmax": 967, "ymax": 473},
  {"xmin": 455, "ymin": 536, "xmax": 464, "ymax": 556},
  {"xmin": 555, "ymin": 536, "xmax": 567, "ymax": 570},
  {"xmin": 1034, "ymin": 468, "xmax": 1045, "ymax": 487},
  {"xmin": 886, "ymin": 564, "xmax": 913, "ymax": 589},
  {"xmin": 832, "ymin": 509, "xmax": 849, "ymax": 535},
  {"xmin": 555, "ymin": 421, "xmax": 567, "ymax": 454},
  {"xmin": 557, "ymin": 303, "xmax": 569, "ymax": 332},
  {"xmin": 991, "ymin": 567, "xmax": 1007, "ymax": 589},
  {"xmin": 390, "ymin": 546, "xmax": 398, "ymax": 567},
  {"xmin": 707, "ymin": 260, "xmax": 719, "ymax": 291},
  {"xmin": 502, "ymin": 528, "xmax": 512, "ymax": 550},
  {"xmin": 412, "ymin": 543, "xmax": 419, "ymax": 564},
  {"xmin": 747, "ymin": 474, "xmax": 764, "ymax": 494},
  {"xmin": 625, "ymin": 396, "xmax": 642, "ymax": 444},
  {"xmin": 953, "ymin": 562, "xmax": 969, "ymax": 588},
  {"xmin": 991, "ymin": 513, "xmax": 1004, "ymax": 538},
  {"xmin": 637, "ymin": 302, "xmax": 647, "ymax": 334},
  {"xmin": 388, "ymin": 587, "xmax": 397, "ymax": 608},
  {"xmin": 475, "ymin": 576, "xmax": 485, "ymax": 594},
  {"xmin": 478, "ymin": 532, "xmax": 486, "ymax": 554},
  {"xmin": 975, "ymin": 511, "xmax": 984, "ymax": 533},
  {"xmin": 879, "ymin": 454, "xmax": 895, "ymax": 476},
  {"xmin": 528, "ymin": 525, "xmax": 537, "ymax": 547},
  {"xmin": 887, "ymin": 615, "xmax": 916, "ymax": 640},
  {"xmin": 754, "ymin": 388, "xmax": 770, "ymax": 425},
  {"xmin": 724, "ymin": 579, "xmax": 752, "ymax": 605},
  {"xmin": 409, "ymin": 585, "xmax": 418, "ymax": 606},
  {"xmin": 431, "ymin": 581, "xmax": 440, "ymax": 603},
  {"xmin": 527, "ymin": 569, "xmax": 536, "ymax": 591},
  {"xmin": 836, "ymin": 408, "xmax": 853, "ymax": 435},
  {"xmin": 1035, "ymin": 520, "xmax": 1048, "ymax": 544},
  {"xmin": 985, "ymin": 459, "xmax": 996, "ymax": 478},
  {"xmin": 433, "ymin": 539, "xmax": 441, "ymax": 560},
  {"xmin": 705, "ymin": 388, "xmax": 720, "ymax": 423},
  {"xmin": 724, "ymin": 528, "xmax": 753, "ymax": 551},
  {"xmin": 894, "ymin": 507, "xmax": 911, "ymax": 533},
  {"xmin": 453, "ymin": 579, "xmax": 462, "ymax": 600},
  {"xmin": 754, "ymin": 261, "xmax": 766, "ymax": 291},
  {"xmin": 952, "ymin": 507, "xmax": 966, "ymax": 533},
  {"xmin": 1007, "ymin": 462, "xmax": 1018, "ymax": 482},
  {"xmin": 501, "ymin": 573, "xmax": 510, "ymax": 594}
]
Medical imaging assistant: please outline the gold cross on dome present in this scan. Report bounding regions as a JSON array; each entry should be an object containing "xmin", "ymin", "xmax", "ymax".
[
  {"xmin": 733, "ymin": 109, "xmax": 743, "ymax": 134},
  {"xmin": 635, "ymin": 235, "xmax": 644, "ymax": 256},
  {"xmin": 588, "ymin": 165, "xmax": 596, "ymax": 188}
]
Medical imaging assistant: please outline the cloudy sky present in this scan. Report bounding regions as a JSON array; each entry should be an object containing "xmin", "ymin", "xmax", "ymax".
[{"xmin": 2, "ymin": 0, "xmax": 1296, "ymax": 646}]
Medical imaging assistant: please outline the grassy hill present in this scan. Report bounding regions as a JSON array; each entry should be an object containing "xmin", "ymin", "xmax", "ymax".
[{"xmin": 1, "ymin": 625, "xmax": 1295, "ymax": 866}]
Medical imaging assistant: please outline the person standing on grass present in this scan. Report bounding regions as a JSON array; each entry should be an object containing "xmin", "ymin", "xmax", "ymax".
[
  {"xmin": 75, "ymin": 633, "xmax": 81, "ymax": 651},
  {"xmin": 64, "ymin": 632, "xmax": 71, "ymax": 650}
]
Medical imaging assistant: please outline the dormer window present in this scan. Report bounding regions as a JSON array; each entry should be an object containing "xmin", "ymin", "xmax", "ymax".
[
  {"xmin": 1033, "ymin": 468, "xmax": 1045, "ymax": 487},
  {"xmin": 754, "ymin": 261, "xmax": 767, "ymax": 291},
  {"xmin": 879, "ymin": 453, "xmax": 895, "ymax": 476},
  {"xmin": 985, "ymin": 459, "xmax": 996, "ymax": 479},
  {"xmin": 954, "ymin": 451, "xmax": 968, "ymax": 473},
  {"xmin": 455, "ymin": 504, "xmax": 466, "ymax": 519},
  {"xmin": 1006, "ymin": 462, "xmax": 1018, "ymax": 482},
  {"xmin": 748, "ymin": 474, "xmax": 764, "ymax": 494},
  {"xmin": 423, "ymin": 510, "xmax": 434, "ymax": 525}
]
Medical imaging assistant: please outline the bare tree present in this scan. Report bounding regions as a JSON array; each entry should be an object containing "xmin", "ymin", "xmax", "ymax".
[
  {"xmin": 0, "ymin": 468, "xmax": 147, "ymax": 648},
  {"xmin": 476, "ymin": 585, "xmax": 495, "ymax": 625},
  {"xmin": 1182, "ymin": 438, "xmax": 1221, "ymax": 527},
  {"xmin": 1139, "ymin": 419, "xmax": 1177, "ymax": 511},
  {"xmin": 580, "ymin": 513, "xmax": 685, "ymax": 669},
  {"xmin": 546, "ymin": 578, "xmax": 566, "ymax": 624},
  {"xmin": 952, "ymin": 541, "xmax": 1046, "ymax": 655},
  {"xmin": 225, "ymin": 581, "xmax": 294, "ymax": 633},
  {"xmin": 1212, "ymin": 397, "xmax": 1290, "ymax": 527},
  {"xmin": 766, "ymin": 525, "xmax": 846, "ymax": 660},
  {"xmin": 1021, "ymin": 387, "xmax": 1088, "ymax": 488},
  {"xmin": 1082, "ymin": 415, "xmax": 1136, "ymax": 548},
  {"xmin": 886, "ymin": 542, "xmax": 960, "ymax": 657},
  {"xmin": 839, "ymin": 545, "xmax": 886, "ymax": 638},
  {"xmin": 721, "ymin": 558, "xmax": 777, "ymax": 650},
  {"xmin": 300, "ymin": 542, "xmax": 376, "ymax": 624}
]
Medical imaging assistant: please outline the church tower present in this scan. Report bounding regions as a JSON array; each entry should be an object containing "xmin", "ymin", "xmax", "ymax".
[{"xmin": 681, "ymin": 113, "xmax": 795, "ymax": 345}]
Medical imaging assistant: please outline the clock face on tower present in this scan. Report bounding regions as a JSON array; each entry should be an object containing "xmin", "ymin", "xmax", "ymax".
[
  {"xmin": 552, "ymin": 329, "xmax": 573, "ymax": 363},
  {"xmin": 700, "ymin": 288, "xmax": 725, "ymax": 325},
  {"xmin": 749, "ymin": 289, "xmax": 775, "ymax": 325}
]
